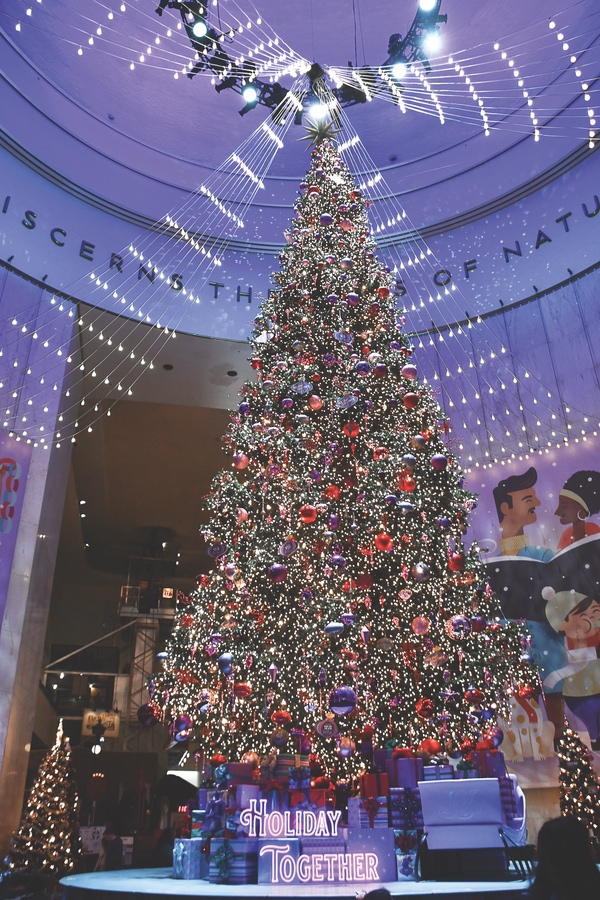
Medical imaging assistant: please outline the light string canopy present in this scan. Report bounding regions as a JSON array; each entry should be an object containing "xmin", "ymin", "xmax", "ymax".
[
  {"xmin": 0, "ymin": 86, "xmax": 307, "ymax": 449},
  {"xmin": 304, "ymin": 83, "xmax": 600, "ymax": 468}
]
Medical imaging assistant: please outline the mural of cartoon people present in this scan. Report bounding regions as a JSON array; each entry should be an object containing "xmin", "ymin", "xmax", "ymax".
[
  {"xmin": 554, "ymin": 470, "xmax": 600, "ymax": 550},
  {"xmin": 492, "ymin": 467, "xmax": 567, "ymax": 739},
  {"xmin": 543, "ymin": 587, "xmax": 600, "ymax": 750},
  {"xmin": 493, "ymin": 467, "xmax": 553, "ymax": 561}
]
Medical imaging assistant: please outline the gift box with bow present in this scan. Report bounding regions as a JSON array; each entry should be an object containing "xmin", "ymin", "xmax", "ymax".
[
  {"xmin": 359, "ymin": 796, "xmax": 389, "ymax": 829},
  {"xmin": 386, "ymin": 756, "xmax": 424, "ymax": 789},
  {"xmin": 202, "ymin": 794, "xmax": 227, "ymax": 836},
  {"xmin": 359, "ymin": 771, "xmax": 389, "ymax": 798},
  {"xmin": 173, "ymin": 837, "xmax": 206, "ymax": 880},
  {"xmin": 469, "ymin": 748, "xmax": 507, "ymax": 778},
  {"xmin": 209, "ymin": 837, "xmax": 258, "ymax": 885},
  {"xmin": 394, "ymin": 830, "xmax": 418, "ymax": 881}
]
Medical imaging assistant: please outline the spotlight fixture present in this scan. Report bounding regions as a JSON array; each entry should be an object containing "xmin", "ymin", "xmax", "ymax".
[
  {"xmin": 385, "ymin": 0, "xmax": 447, "ymax": 74},
  {"xmin": 241, "ymin": 84, "xmax": 258, "ymax": 104},
  {"xmin": 191, "ymin": 18, "xmax": 208, "ymax": 38},
  {"xmin": 391, "ymin": 61, "xmax": 408, "ymax": 81}
]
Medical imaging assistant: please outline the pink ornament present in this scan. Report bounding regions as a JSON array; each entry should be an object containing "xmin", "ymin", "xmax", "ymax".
[
  {"xmin": 308, "ymin": 395, "xmax": 323, "ymax": 410},
  {"xmin": 233, "ymin": 452, "xmax": 249, "ymax": 469}
]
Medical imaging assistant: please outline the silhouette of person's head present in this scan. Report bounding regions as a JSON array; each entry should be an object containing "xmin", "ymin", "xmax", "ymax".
[
  {"xmin": 363, "ymin": 889, "xmax": 392, "ymax": 900},
  {"xmin": 531, "ymin": 815, "xmax": 600, "ymax": 899}
]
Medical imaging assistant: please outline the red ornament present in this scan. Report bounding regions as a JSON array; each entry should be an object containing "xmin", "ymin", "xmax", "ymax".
[
  {"xmin": 233, "ymin": 453, "xmax": 249, "ymax": 469},
  {"xmin": 448, "ymin": 552, "xmax": 465, "ymax": 572},
  {"xmin": 299, "ymin": 505, "xmax": 318, "ymax": 524},
  {"xmin": 375, "ymin": 532, "xmax": 394, "ymax": 552},
  {"xmin": 343, "ymin": 422, "xmax": 360, "ymax": 438},
  {"xmin": 196, "ymin": 574, "xmax": 210, "ymax": 587},
  {"xmin": 324, "ymin": 485, "xmax": 341, "ymax": 500},
  {"xmin": 373, "ymin": 447, "xmax": 389, "ymax": 461},
  {"xmin": 476, "ymin": 737, "xmax": 495, "ymax": 751},
  {"xmin": 356, "ymin": 573, "xmax": 373, "ymax": 590},
  {"xmin": 398, "ymin": 471, "xmax": 416, "ymax": 492},
  {"xmin": 418, "ymin": 738, "xmax": 442, "ymax": 756},
  {"xmin": 464, "ymin": 688, "xmax": 485, "ymax": 706},
  {"xmin": 516, "ymin": 684, "xmax": 536, "ymax": 699},
  {"xmin": 416, "ymin": 698, "xmax": 435, "ymax": 719},
  {"xmin": 403, "ymin": 392, "xmax": 419, "ymax": 409},
  {"xmin": 377, "ymin": 286, "xmax": 390, "ymax": 299},
  {"xmin": 271, "ymin": 709, "xmax": 292, "ymax": 726},
  {"xmin": 233, "ymin": 682, "xmax": 253, "ymax": 699},
  {"xmin": 308, "ymin": 395, "xmax": 323, "ymax": 410},
  {"xmin": 181, "ymin": 614, "xmax": 194, "ymax": 627},
  {"xmin": 250, "ymin": 358, "xmax": 263, "ymax": 370},
  {"xmin": 460, "ymin": 738, "xmax": 476, "ymax": 757}
]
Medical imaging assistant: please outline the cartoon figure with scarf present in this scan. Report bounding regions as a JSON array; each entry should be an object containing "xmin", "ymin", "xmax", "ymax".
[{"xmin": 543, "ymin": 587, "xmax": 600, "ymax": 751}]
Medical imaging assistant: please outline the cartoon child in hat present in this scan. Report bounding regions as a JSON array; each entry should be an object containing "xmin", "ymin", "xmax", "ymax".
[
  {"xmin": 554, "ymin": 470, "xmax": 600, "ymax": 550},
  {"xmin": 543, "ymin": 587, "xmax": 600, "ymax": 750}
]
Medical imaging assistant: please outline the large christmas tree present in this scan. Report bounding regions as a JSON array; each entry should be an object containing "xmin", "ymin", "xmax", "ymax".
[
  {"xmin": 8, "ymin": 721, "xmax": 83, "ymax": 878},
  {"xmin": 149, "ymin": 131, "xmax": 534, "ymax": 775}
]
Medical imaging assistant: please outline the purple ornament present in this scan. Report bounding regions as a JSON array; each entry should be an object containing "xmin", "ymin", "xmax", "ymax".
[
  {"xmin": 268, "ymin": 563, "xmax": 288, "ymax": 583},
  {"xmin": 327, "ymin": 293, "xmax": 339, "ymax": 304},
  {"xmin": 310, "ymin": 469, "xmax": 322, "ymax": 481},
  {"xmin": 436, "ymin": 516, "xmax": 451, "ymax": 530},
  {"xmin": 374, "ymin": 363, "xmax": 388, "ymax": 378},
  {"xmin": 238, "ymin": 402, "xmax": 250, "ymax": 416},
  {"xmin": 280, "ymin": 539, "xmax": 298, "ymax": 557},
  {"xmin": 402, "ymin": 364, "xmax": 418, "ymax": 380},
  {"xmin": 355, "ymin": 361, "xmax": 370, "ymax": 375},
  {"xmin": 412, "ymin": 562, "xmax": 430, "ymax": 582},
  {"xmin": 330, "ymin": 554, "xmax": 346, "ymax": 570},
  {"xmin": 318, "ymin": 668, "xmax": 327, "ymax": 686},
  {"xmin": 340, "ymin": 611, "xmax": 355, "ymax": 627},
  {"xmin": 324, "ymin": 621, "xmax": 345, "ymax": 637},
  {"xmin": 384, "ymin": 494, "xmax": 399, "ymax": 506},
  {"xmin": 137, "ymin": 702, "xmax": 160, "ymax": 728},
  {"xmin": 410, "ymin": 435, "xmax": 427, "ymax": 450},
  {"xmin": 269, "ymin": 662, "xmax": 278, "ymax": 683},
  {"xmin": 328, "ymin": 685, "xmax": 357, "ymax": 716},
  {"xmin": 346, "ymin": 292, "xmax": 359, "ymax": 306},
  {"xmin": 340, "ymin": 258, "xmax": 354, "ymax": 270},
  {"xmin": 399, "ymin": 502, "xmax": 415, "ymax": 515},
  {"xmin": 281, "ymin": 397, "xmax": 294, "ymax": 409},
  {"xmin": 218, "ymin": 653, "xmax": 233, "ymax": 672},
  {"xmin": 329, "ymin": 513, "xmax": 340, "ymax": 531},
  {"xmin": 207, "ymin": 542, "xmax": 227, "ymax": 558},
  {"xmin": 402, "ymin": 454, "xmax": 417, "ymax": 470},
  {"xmin": 174, "ymin": 713, "xmax": 192, "ymax": 733},
  {"xmin": 431, "ymin": 454, "xmax": 448, "ymax": 471},
  {"xmin": 360, "ymin": 625, "xmax": 371, "ymax": 644},
  {"xmin": 320, "ymin": 213, "xmax": 333, "ymax": 225}
]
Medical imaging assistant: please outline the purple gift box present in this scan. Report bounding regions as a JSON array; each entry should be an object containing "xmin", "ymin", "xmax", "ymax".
[
  {"xmin": 470, "ymin": 749, "xmax": 507, "ymax": 778},
  {"xmin": 423, "ymin": 764, "xmax": 453, "ymax": 781},
  {"xmin": 386, "ymin": 756, "xmax": 424, "ymax": 788},
  {"xmin": 388, "ymin": 788, "xmax": 424, "ymax": 830}
]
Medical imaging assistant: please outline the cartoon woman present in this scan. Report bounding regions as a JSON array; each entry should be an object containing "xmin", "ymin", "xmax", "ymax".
[
  {"xmin": 554, "ymin": 470, "xmax": 600, "ymax": 550},
  {"xmin": 543, "ymin": 587, "xmax": 600, "ymax": 750}
]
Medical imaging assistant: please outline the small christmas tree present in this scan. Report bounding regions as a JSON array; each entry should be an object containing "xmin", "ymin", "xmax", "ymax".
[
  {"xmin": 8, "ymin": 721, "xmax": 83, "ymax": 879},
  {"xmin": 149, "ymin": 129, "xmax": 534, "ymax": 775},
  {"xmin": 557, "ymin": 722, "xmax": 600, "ymax": 853}
]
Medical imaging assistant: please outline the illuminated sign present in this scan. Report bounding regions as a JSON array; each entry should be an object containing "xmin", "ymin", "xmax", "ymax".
[
  {"xmin": 259, "ymin": 843, "xmax": 379, "ymax": 884},
  {"xmin": 239, "ymin": 799, "xmax": 341, "ymax": 838}
]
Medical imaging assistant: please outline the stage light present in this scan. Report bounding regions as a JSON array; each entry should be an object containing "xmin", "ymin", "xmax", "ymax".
[
  {"xmin": 423, "ymin": 30, "xmax": 441, "ymax": 53},
  {"xmin": 192, "ymin": 18, "xmax": 208, "ymax": 38},
  {"xmin": 91, "ymin": 743, "xmax": 102, "ymax": 755},
  {"xmin": 392, "ymin": 61, "xmax": 407, "ymax": 80},
  {"xmin": 419, "ymin": 0, "xmax": 437, "ymax": 10},
  {"xmin": 242, "ymin": 84, "xmax": 258, "ymax": 104},
  {"xmin": 308, "ymin": 102, "xmax": 329, "ymax": 121}
]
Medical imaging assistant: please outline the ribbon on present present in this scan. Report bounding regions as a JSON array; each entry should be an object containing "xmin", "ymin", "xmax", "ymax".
[
  {"xmin": 224, "ymin": 808, "xmax": 247, "ymax": 839},
  {"xmin": 202, "ymin": 796, "xmax": 226, "ymax": 836},
  {"xmin": 391, "ymin": 746, "xmax": 415, "ymax": 759},
  {"xmin": 389, "ymin": 788, "xmax": 423, "ymax": 829},
  {"xmin": 395, "ymin": 831, "xmax": 418, "ymax": 854},
  {"xmin": 361, "ymin": 796, "xmax": 383, "ymax": 828},
  {"xmin": 456, "ymin": 759, "xmax": 476, "ymax": 773}
]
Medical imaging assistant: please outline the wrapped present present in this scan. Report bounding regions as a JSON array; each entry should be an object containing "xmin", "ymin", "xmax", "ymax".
[
  {"xmin": 234, "ymin": 783, "xmax": 261, "ymax": 810},
  {"xmin": 310, "ymin": 788, "xmax": 334, "ymax": 808},
  {"xmin": 470, "ymin": 749, "xmax": 507, "ymax": 778},
  {"xmin": 372, "ymin": 748, "xmax": 388, "ymax": 773},
  {"xmin": 359, "ymin": 796, "xmax": 389, "ymax": 829},
  {"xmin": 197, "ymin": 788, "xmax": 208, "ymax": 810},
  {"xmin": 388, "ymin": 788, "xmax": 424, "ymax": 830},
  {"xmin": 273, "ymin": 752, "xmax": 296, "ymax": 787},
  {"xmin": 191, "ymin": 809, "xmax": 206, "ymax": 837},
  {"xmin": 209, "ymin": 837, "xmax": 258, "ymax": 885},
  {"xmin": 498, "ymin": 775, "xmax": 520, "ymax": 821},
  {"xmin": 454, "ymin": 768, "xmax": 480, "ymax": 779},
  {"xmin": 173, "ymin": 837, "xmax": 206, "ymax": 880},
  {"xmin": 423, "ymin": 764, "xmax": 453, "ymax": 781},
  {"xmin": 288, "ymin": 766, "xmax": 311, "ymax": 790},
  {"xmin": 347, "ymin": 827, "xmax": 398, "ymax": 882},
  {"xmin": 359, "ymin": 771, "xmax": 389, "ymax": 798},
  {"xmin": 386, "ymin": 756, "xmax": 424, "ymax": 789},
  {"xmin": 334, "ymin": 781, "xmax": 352, "ymax": 823},
  {"xmin": 227, "ymin": 762, "xmax": 255, "ymax": 785},
  {"xmin": 394, "ymin": 830, "xmax": 419, "ymax": 881}
]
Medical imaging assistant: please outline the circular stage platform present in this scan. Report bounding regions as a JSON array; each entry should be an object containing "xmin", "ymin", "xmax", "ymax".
[{"xmin": 61, "ymin": 868, "xmax": 530, "ymax": 900}]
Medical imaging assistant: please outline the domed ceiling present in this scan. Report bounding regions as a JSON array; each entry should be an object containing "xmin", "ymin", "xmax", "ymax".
[{"xmin": 2, "ymin": 0, "xmax": 599, "ymax": 238}]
